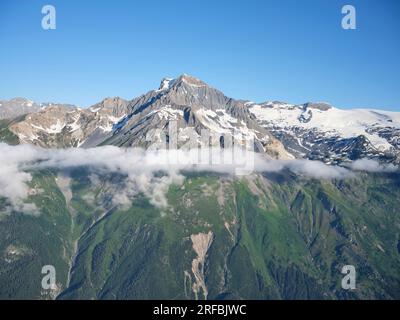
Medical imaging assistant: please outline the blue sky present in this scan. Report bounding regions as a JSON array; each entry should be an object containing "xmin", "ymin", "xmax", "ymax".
[{"xmin": 0, "ymin": 0, "xmax": 399, "ymax": 110}]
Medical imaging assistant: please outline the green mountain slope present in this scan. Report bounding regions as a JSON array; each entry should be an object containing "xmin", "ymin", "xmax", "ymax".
[
  {"xmin": 1, "ymin": 170, "xmax": 399, "ymax": 299},
  {"xmin": 0, "ymin": 117, "xmax": 23, "ymax": 145}
]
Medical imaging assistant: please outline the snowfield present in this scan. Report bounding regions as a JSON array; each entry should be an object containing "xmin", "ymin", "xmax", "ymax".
[{"xmin": 250, "ymin": 103, "xmax": 400, "ymax": 152}]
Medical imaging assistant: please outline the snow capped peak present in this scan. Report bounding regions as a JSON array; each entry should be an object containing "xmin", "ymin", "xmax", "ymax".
[
  {"xmin": 158, "ymin": 78, "xmax": 176, "ymax": 91},
  {"xmin": 250, "ymin": 102, "xmax": 400, "ymax": 163},
  {"xmin": 158, "ymin": 74, "xmax": 208, "ymax": 91}
]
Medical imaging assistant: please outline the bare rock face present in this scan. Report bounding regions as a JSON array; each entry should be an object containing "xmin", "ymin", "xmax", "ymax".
[
  {"xmin": 188, "ymin": 231, "xmax": 214, "ymax": 300},
  {"xmin": 89, "ymin": 97, "xmax": 129, "ymax": 117}
]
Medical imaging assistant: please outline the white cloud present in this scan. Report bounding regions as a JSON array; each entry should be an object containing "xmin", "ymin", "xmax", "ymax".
[
  {"xmin": 0, "ymin": 143, "xmax": 398, "ymax": 215},
  {"xmin": 254, "ymin": 158, "xmax": 353, "ymax": 179},
  {"xmin": 0, "ymin": 143, "xmax": 41, "ymax": 215},
  {"xmin": 348, "ymin": 159, "xmax": 397, "ymax": 173}
]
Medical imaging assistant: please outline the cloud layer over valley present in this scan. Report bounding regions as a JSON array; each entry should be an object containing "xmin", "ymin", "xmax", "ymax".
[{"xmin": 0, "ymin": 143, "xmax": 397, "ymax": 215}]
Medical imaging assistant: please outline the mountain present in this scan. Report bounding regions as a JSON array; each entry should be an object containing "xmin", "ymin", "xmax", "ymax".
[
  {"xmin": 0, "ymin": 98, "xmax": 78, "ymax": 120},
  {"xmin": 0, "ymin": 98, "xmax": 42, "ymax": 120},
  {"xmin": 1, "ymin": 167, "xmax": 399, "ymax": 299},
  {"xmin": 3, "ymin": 98, "xmax": 128, "ymax": 148},
  {"xmin": 249, "ymin": 101, "xmax": 400, "ymax": 164},
  {"xmin": 0, "ymin": 75, "xmax": 400, "ymax": 300},
  {"xmin": 102, "ymin": 74, "xmax": 290, "ymax": 159},
  {"xmin": 2, "ymin": 74, "xmax": 399, "ymax": 165}
]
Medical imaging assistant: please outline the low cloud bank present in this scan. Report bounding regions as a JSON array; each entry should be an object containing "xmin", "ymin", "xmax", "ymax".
[
  {"xmin": 348, "ymin": 158, "xmax": 397, "ymax": 172},
  {"xmin": 0, "ymin": 143, "xmax": 397, "ymax": 215}
]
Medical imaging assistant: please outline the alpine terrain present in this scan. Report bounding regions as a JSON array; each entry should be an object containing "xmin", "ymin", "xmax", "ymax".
[{"xmin": 0, "ymin": 75, "xmax": 399, "ymax": 300}]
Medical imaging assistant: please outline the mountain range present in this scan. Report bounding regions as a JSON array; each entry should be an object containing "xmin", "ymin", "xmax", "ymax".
[
  {"xmin": 0, "ymin": 74, "xmax": 399, "ymax": 300},
  {"xmin": 1, "ymin": 74, "xmax": 399, "ymax": 165}
]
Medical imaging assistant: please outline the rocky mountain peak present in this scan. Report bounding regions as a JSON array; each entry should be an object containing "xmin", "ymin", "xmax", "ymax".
[
  {"xmin": 158, "ymin": 74, "xmax": 207, "ymax": 92},
  {"xmin": 177, "ymin": 74, "xmax": 207, "ymax": 87},
  {"xmin": 9, "ymin": 97, "xmax": 34, "ymax": 104},
  {"xmin": 89, "ymin": 97, "xmax": 129, "ymax": 117},
  {"xmin": 0, "ymin": 97, "xmax": 41, "ymax": 120},
  {"xmin": 101, "ymin": 97, "xmax": 127, "ymax": 107},
  {"xmin": 153, "ymin": 74, "xmax": 230, "ymax": 112}
]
